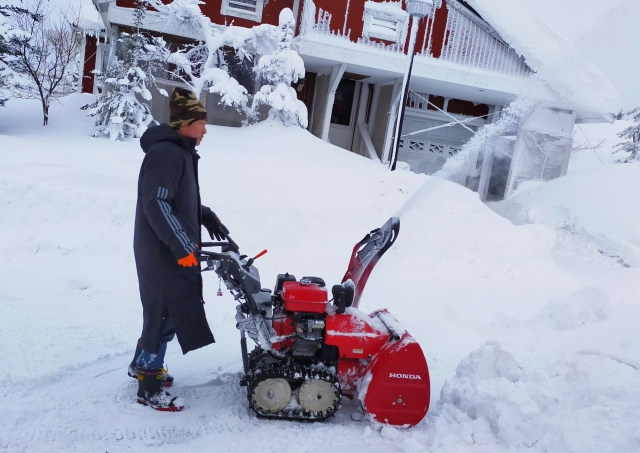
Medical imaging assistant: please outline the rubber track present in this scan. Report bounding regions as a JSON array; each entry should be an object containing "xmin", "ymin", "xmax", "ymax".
[{"xmin": 247, "ymin": 365, "xmax": 342, "ymax": 422}]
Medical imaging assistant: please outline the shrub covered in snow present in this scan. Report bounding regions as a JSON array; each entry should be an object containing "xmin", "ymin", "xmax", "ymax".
[{"xmin": 250, "ymin": 8, "xmax": 307, "ymax": 128}]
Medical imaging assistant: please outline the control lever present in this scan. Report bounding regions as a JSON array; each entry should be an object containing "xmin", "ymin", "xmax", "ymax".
[{"xmin": 245, "ymin": 249, "xmax": 268, "ymax": 269}]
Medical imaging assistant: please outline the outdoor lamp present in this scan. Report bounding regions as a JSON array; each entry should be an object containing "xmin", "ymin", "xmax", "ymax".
[{"xmin": 406, "ymin": 0, "xmax": 434, "ymax": 18}]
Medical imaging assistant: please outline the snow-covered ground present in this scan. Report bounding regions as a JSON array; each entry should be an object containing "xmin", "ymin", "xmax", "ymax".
[{"xmin": 1, "ymin": 95, "xmax": 639, "ymax": 452}]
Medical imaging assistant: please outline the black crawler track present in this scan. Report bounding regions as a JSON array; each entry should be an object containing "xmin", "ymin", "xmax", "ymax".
[{"xmin": 247, "ymin": 365, "xmax": 342, "ymax": 421}]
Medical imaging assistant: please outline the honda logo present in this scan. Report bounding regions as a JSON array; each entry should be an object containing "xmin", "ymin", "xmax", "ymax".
[{"xmin": 389, "ymin": 373, "xmax": 421, "ymax": 380}]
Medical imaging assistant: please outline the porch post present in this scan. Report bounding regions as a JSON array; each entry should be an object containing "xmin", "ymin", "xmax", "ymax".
[
  {"xmin": 320, "ymin": 63, "xmax": 346, "ymax": 142},
  {"xmin": 381, "ymin": 79, "xmax": 403, "ymax": 164}
]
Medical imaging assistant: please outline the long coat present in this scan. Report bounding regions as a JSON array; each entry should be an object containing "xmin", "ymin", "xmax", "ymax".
[{"xmin": 134, "ymin": 124, "xmax": 215, "ymax": 354}]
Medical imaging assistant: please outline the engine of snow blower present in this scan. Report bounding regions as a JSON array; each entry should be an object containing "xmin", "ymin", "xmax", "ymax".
[{"xmin": 198, "ymin": 217, "xmax": 430, "ymax": 428}]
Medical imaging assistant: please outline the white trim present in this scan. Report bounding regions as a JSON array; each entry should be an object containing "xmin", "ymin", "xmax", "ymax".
[
  {"xmin": 321, "ymin": 64, "xmax": 346, "ymax": 141},
  {"xmin": 357, "ymin": 122, "xmax": 381, "ymax": 162},
  {"xmin": 221, "ymin": 0, "xmax": 264, "ymax": 23},
  {"xmin": 382, "ymin": 78, "xmax": 403, "ymax": 164}
]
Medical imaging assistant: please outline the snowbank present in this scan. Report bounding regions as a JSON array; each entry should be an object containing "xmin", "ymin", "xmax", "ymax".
[
  {"xmin": 1, "ymin": 95, "xmax": 639, "ymax": 453},
  {"xmin": 495, "ymin": 162, "xmax": 640, "ymax": 267}
]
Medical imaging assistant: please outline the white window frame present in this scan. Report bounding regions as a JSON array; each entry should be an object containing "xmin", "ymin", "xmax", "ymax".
[
  {"xmin": 362, "ymin": 3, "xmax": 408, "ymax": 43},
  {"xmin": 221, "ymin": 0, "xmax": 264, "ymax": 23}
]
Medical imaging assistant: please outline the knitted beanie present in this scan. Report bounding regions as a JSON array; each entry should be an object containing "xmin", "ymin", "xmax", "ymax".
[{"xmin": 169, "ymin": 87, "xmax": 207, "ymax": 129}]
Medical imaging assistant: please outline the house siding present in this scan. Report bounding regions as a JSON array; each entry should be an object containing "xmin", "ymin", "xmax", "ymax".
[{"xmin": 115, "ymin": 0, "xmax": 294, "ymax": 27}]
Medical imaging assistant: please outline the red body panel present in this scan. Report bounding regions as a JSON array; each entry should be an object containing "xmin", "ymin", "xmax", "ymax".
[
  {"xmin": 281, "ymin": 281, "xmax": 328, "ymax": 314},
  {"xmin": 271, "ymin": 311, "xmax": 294, "ymax": 350},
  {"xmin": 361, "ymin": 333, "xmax": 431, "ymax": 428},
  {"xmin": 325, "ymin": 312, "xmax": 388, "ymax": 360}
]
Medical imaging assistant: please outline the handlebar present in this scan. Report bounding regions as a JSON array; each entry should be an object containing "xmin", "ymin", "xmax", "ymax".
[{"xmin": 200, "ymin": 230, "xmax": 240, "ymax": 253}]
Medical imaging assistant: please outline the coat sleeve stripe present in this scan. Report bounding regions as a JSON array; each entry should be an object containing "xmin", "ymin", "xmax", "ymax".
[
  {"xmin": 156, "ymin": 187, "xmax": 195, "ymax": 254},
  {"xmin": 157, "ymin": 199, "xmax": 191, "ymax": 252}
]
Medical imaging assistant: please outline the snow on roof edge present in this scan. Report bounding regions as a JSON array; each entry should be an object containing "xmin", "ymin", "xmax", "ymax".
[{"xmin": 465, "ymin": 0, "xmax": 621, "ymax": 115}]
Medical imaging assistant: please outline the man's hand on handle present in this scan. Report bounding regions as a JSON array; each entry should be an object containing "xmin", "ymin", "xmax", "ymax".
[{"xmin": 204, "ymin": 213, "xmax": 230, "ymax": 241}]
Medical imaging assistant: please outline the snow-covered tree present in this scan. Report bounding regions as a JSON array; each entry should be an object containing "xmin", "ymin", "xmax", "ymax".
[
  {"xmin": 83, "ymin": 0, "xmax": 169, "ymax": 140},
  {"xmin": 614, "ymin": 107, "xmax": 640, "ymax": 163},
  {"xmin": 4, "ymin": 0, "xmax": 81, "ymax": 124},
  {"xmin": 151, "ymin": 0, "xmax": 249, "ymax": 108},
  {"xmin": 0, "ymin": 6, "xmax": 23, "ymax": 106},
  {"xmin": 144, "ymin": 0, "xmax": 307, "ymax": 126},
  {"xmin": 250, "ymin": 8, "xmax": 307, "ymax": 128}
]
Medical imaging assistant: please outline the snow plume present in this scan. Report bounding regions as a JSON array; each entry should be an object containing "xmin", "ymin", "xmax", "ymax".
[
  {"xmin": 436, "ymin": 97, "xmax": 537, "ymax": 184},
  {"xmin": 465, "ymin": 0, "xmax": 620, "ymax": 116},
  {"xmin": 251, "ymin": 8, "xmax": 308, "ymax": 128}
]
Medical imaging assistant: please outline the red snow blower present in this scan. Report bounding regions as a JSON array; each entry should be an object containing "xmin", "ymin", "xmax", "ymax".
[{"xmin": 198, "ymin": 218, "xmax": 430, "ymax": 427}]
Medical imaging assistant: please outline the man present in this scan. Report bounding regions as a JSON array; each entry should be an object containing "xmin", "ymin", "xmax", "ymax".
[{"xmin": 128, "ymin": 88, "xmax": 229, "ymax": 411}]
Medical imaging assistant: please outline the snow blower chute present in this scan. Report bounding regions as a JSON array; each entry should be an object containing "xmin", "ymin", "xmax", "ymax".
[{"xmin": 198, "ymin": 218, "xmax": 430, "ymax": 427}]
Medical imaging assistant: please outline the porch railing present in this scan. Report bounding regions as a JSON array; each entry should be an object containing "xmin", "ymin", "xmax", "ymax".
[
  {"xmin": 430, "ymin": 0, "xmax": 532, "ymax": 77},
  {"xmin": 299, "ymin": 0, "xmax": 533, "ymax": 78}
]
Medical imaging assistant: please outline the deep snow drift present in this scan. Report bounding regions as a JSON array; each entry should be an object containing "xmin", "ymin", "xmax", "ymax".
[{"xmin": 0, "ymin": 95, "xmax": 639, "ymax": 453}]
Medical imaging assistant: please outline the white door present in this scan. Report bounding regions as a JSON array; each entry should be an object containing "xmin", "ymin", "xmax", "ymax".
[{"xmin": 328, "ymin": 79, "xmax": 361, "ymax": 150}]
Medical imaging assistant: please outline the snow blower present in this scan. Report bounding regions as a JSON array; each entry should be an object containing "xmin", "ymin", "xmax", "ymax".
[{"xmin": 197, "ymin": 217, "xmax": 430, "ymax": 427}]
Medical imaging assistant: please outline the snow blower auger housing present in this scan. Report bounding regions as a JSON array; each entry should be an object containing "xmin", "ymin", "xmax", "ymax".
[{"xmin": 198, "ymin": 217, "xmax": 431, "ymax": 428}]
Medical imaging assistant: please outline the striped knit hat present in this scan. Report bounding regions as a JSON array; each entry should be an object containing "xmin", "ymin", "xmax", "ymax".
[{"xmin": 169, "ymin": 88, "xmax": 207, "ymax": 129}]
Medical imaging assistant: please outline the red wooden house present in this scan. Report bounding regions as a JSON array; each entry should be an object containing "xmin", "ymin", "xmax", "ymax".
[{"xmin": 82, "ymin": 0, "xmax": 615, "ymax": 200}]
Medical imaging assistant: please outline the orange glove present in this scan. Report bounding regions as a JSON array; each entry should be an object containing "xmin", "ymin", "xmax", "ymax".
[{"xmin": 178, "ymin": 252, "xmax": 198, "ymax": 267}]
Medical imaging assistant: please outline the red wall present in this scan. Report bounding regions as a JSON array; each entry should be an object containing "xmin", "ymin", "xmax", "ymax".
[
  {"xmin": 82, "ymin": 36, "xmax": 98, "ymax": 93},
  {"xmin": 297, "ymin": 0, "xmax": 449, "ymax": 57},
  {"xmin": 116, "ymin": 0, "xmax": 293, "ymax": 28}
]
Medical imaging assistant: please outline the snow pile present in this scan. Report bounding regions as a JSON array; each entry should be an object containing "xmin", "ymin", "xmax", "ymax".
[
  {"xmin": 433, "ymin": 339, "xmax": 640, "ymax": 452},
  {"xmin": 466, "ymin": 0, "xmax": 621, "ymax": 115},
  {"xmin": 494, "ymin": 162, "xmax": 640, "ymax": 267}
]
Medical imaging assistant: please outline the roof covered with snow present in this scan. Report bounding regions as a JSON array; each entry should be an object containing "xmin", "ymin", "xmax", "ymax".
[{"xmin": 465, "ymin": 0, "xmax": 621, "ymax": 116}]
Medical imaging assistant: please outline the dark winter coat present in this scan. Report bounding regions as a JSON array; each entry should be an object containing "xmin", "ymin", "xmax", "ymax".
[{"xmin": 134, "ymin": 124, "xmax": 216, "ymax": 355}]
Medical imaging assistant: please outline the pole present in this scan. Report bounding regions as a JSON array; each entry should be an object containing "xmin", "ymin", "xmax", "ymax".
[{"xmin": 389, "ymin": 16, "xmax": 420, "ymax": 171}]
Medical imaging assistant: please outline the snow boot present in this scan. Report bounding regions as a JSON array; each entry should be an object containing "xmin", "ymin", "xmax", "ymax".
[
  {"xmin": 136, "ymin": 368, "xmax": 184, "ymax": 412},
  {"xmin": 128, "ymin": 343, "xmax": 174, "ymax": 387}
]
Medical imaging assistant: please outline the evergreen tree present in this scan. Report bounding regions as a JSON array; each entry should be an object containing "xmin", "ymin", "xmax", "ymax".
[
  {"xmin": 615, "ymin": 107, "xmax": 640, "ymax": 163},
  {"xmin": 83, "ymin": 0, "xmax": 168, "ymax": 140}
]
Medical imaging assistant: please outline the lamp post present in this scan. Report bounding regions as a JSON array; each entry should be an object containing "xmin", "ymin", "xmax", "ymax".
[{"xmin": 389, "ymin": 0, "xmax": 434, "ymax": 170}]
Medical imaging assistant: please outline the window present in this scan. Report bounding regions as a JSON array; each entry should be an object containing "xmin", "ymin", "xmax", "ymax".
[
  {"xmin": 363, "ymin": 3, "xmax": 408, "ymax": 43},
  {"xmin": 221, "ymin": 0, "xmax": 264, "ymax": 23}
]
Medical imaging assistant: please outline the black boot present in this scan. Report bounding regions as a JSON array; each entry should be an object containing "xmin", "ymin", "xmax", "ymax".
[
  {"xmin": 136, "ymin": 368, "xmax": 184, "ymax": 412},
  {"xmin": 128, "ymin": 343, "xmax": 174, "ymax": 387}
]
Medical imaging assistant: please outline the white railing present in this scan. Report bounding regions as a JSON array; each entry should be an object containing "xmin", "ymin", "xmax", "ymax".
[
  {"xmin": 428, "ymin": 0, "xmax": 532, "ymax": 77},
  {"xmin": 300, "ymin": 0, "xmax": 532, "ymax": 77}
]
